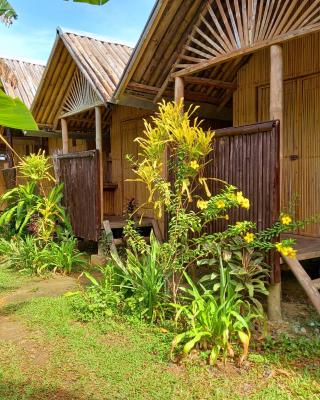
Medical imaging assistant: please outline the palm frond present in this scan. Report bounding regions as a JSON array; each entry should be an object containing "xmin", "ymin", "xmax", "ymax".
[{"xmin": 0, "ymin": 0, "xmax": 17, "ymax": 26}]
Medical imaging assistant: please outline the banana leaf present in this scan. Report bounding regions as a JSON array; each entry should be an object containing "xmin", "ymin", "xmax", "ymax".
[{"xmin": 0, "ymin": 90, "xmax": 38, "ymax": 130}]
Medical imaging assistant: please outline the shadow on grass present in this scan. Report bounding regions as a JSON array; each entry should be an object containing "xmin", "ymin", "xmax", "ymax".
[{"xmin": 0, "ymin": 381, "xmax": 85, "ymax": 400}]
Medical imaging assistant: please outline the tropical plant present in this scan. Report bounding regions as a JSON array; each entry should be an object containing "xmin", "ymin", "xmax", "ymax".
[
  {"xmin": 125, "ymin": 101, "xmax": 301, "ymax": 305},
  {"xmin": 0, "ymin": 235, "xmax": 86, "ymax": 275},
  {"xmin": 70, "ymin": 263, "xmax": 123, "ymax": 322},
  {"xmin": 0, "ymin": 153, "xmax": 70, "ymax": 241},
  {"xmin": 112, "ymin": 232, "xmax": 169, "ymax": 323},
  {"xmin": 171, "ymin": 250, "xmax": 261, "ymax": 366}
]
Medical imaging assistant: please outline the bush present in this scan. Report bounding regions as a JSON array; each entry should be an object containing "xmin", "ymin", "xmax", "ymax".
[
  {"xmin": 0, "ymin": 235, "xmax": 86, "ymax": 275},
  {"xmin": 70, "ymin": 263, "xmax": 123, "ymax": 322},
  {"xmin": 0, "ymin": 151, "xmax": 71, "ymax": 241}
]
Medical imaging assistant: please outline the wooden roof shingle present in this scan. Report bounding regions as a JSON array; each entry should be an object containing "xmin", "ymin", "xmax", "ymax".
[
  {"xmin": 0, "ymin": 57, "xmax": 45, "ymax": 109},
  {"xmin": 32, "ymin": 28, "xmax": 133, "ymax": 129}
]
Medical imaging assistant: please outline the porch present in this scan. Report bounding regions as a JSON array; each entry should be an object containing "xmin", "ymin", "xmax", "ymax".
[{"xmin": 281, "ymin": 234, "xmax": 320, "ymax": 264}]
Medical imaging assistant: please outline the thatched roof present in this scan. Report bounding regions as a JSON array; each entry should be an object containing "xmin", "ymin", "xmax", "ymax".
[
  {"xmin": 0, "ymin": 57, "xmax": 45, "ymax": 108},
  {"xmin": 32, "ymin": 27, "xmax": 133, "ymax": 131},
  {"xmin": 114, "ymin": 0, "xmax": 320, "ymax": 119},
  {"xmin": 112, "ymin": 0, "xmax": 238, "ymax": 119}
]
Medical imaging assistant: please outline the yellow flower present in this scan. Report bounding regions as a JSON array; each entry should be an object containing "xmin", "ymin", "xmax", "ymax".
[
  {"xmin": 197, "ymin": 200, "xmax": 209, "ymax": 210},
  {"xmin": 216, "ymin": 199, "xmax": 226, "ymax": 209},
  {"xmin": 241, "ymin": 198, "xmax": 250, "ymax": 209},
  {"xmin": 281, "ymin": 214, "xmax": 292, "ymax": 225},
  {"xmin": 276, "ymin": 243, "xmax": 297, "ymax": 259},
  {"xmin": 244, "ymin": 233, "xmax": 255, "ymax": 243},
  {"xmin": 225, "ymin": 215, "xmax": 229, "ymax": 221},
  {"xmin": 236, "ymin": 191, "xmax": 250, "ymax": 209},
  {"xmin": 190, "ymin": 160, "xmax": 200, "ymax": 170}
]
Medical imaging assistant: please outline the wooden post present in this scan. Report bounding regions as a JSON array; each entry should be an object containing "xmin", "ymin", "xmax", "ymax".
[
  {"xmin": 95, "ymin": 106, "xmax": 104, "ymax": 227},
  {"xmin": 5, "ymin": 128, "xmax": 14, "ymax": 168},
  {"xmin": 174, "ymin": 76, "xmax": 184, "ymax": 105},
  {"xmin": 61, "ymin": 118, "xmax": 69, "ymax": 154},
  {"xmin": 268, "ymin": 44, "xmax": 283, "ymax": 321}
]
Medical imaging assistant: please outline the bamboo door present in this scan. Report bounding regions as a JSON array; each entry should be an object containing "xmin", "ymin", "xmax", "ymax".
[
  {"xmin": 258, "ymin": 80, "xmax": 300, "ymax": 224},
  {"xmin": 120, "ymin": 119, "xmax": 153, "ymax": 217}
]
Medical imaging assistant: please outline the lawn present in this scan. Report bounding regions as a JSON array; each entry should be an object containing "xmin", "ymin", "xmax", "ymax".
[{"xmin": 0, "ymin": 288, "xmax": 319, "ymax": 400}]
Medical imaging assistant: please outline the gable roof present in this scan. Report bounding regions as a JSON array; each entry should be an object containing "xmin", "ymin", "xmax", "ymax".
[
  {"xmin": 31, "ymin": 27, "xmax": 133, "ymax": 129},
  {"xmin": 0, "ymin": 57, "xmax": 45, "ymax": 109}
]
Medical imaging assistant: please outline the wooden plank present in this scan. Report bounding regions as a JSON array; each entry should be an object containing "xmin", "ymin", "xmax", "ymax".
[{"xmin": 103, "ymin": 220, "xmax": 118, "ymax": 255}]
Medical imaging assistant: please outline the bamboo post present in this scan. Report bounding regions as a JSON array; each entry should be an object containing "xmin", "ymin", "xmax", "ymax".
[
  {"xmin": 268, "ymin": 44, "xmax": 283, "ymax": 321},
  {"xmin": 61, "ymin": 118, "xmax": 69, "ymax": 154},
  {"xmin": 174, "ymin": 76, "xmax": 184, "ymax": 105},
  {"xmin": 95, "ymin": 106, "xmax": 104, "ymax": 227}
]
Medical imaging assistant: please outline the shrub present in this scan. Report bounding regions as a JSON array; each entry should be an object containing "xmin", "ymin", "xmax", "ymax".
[
  {"xmin": 70, "ymin": 263, "xmax": 123, "ymax": 322},
  {"xmin": 0, "ymin": 151, "xmax": 71, "ymax": 241},
  {"xmin": 120, "ymin": 101, "xmax": 306, "ymax": 364},
  {"xmin": 112, "ymin": 232, "xmax": 169, "ymax": 323},
  {"xmin": 0, "ymin": 235, "xmax": 86, "ymax": 275}
]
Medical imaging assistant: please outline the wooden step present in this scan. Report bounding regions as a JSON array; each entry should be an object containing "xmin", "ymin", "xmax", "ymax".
[{"xmin": 282, "ymin": 255, "xmax": 320, "ymax": 315}]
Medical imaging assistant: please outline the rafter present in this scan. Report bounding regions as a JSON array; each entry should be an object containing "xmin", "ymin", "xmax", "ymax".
[
  {"xmin": 60, "ymin": 69, "xmax": 103, "ymax": 119},
  {"xmin": 171, "ymin": 0, "xmax": 320, "ymax": 78}
]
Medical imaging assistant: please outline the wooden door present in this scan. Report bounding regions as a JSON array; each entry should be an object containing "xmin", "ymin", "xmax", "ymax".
[
  {"xmin": 299, "ymin": 75, "xmax": 320, "ymax": 236},
  {"xmin": 258, "ymin": 81, "xmax": 300, "ymax": 219},
  {"xmin": 258, "ymin": 75, "xmax": 320, "ymax": 236},
  {"xmin": 53, "ymin": 150, "xmax": 101, "ymax": 241}
]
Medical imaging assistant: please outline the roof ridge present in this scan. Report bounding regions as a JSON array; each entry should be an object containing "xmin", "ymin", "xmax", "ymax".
[
  {"xmin": 0, "ymin": 56, "xmax": 46, "ymax": 66},
  {"xmin": 57, "ymin": 26, "xmax": 134, "ymax": 49}
]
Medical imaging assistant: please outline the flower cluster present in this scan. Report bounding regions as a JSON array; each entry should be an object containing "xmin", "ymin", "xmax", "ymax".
[
  {"xmin": 236, "ymin": 191, "xmax": 250, "ymax": 209},
  {"xmin": 280, "ymin": 213, "xmax": 292, "ymax": 225},
  {"xmin": 275, "ymin": 242, "xmax": 297, "ymax": 259}
]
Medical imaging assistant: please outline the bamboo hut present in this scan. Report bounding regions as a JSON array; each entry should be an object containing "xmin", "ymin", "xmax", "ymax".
[
  {"xmin": 31, "ymin": 27, "xmax": 133, "ymax": 240},
  {"xmin": 0, "ymin": 57, "xmax": 45, "ymax": 194},
  {"xmin": 111, "ymin": 0, "xmax": 320, "ymax": 317}
]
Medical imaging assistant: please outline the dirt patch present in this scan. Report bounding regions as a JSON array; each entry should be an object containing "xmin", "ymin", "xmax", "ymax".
[{"xmin": 0, "ymin": 275, "xmax": 79, "ymax": 308}]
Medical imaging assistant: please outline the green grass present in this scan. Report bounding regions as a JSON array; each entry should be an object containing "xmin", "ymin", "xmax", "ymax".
[
  {"xmin": 0, "ymin": 294, "xmax": 319, "ymax": 400},
  {"xmin": 0, "ymin": 266, "xmax": 30, "ymax": 295}
]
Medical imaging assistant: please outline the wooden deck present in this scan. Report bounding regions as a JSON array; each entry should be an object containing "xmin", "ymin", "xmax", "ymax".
[{"xmin": 281, "ymin": 234, "xmax": 320, "ymax": 263}]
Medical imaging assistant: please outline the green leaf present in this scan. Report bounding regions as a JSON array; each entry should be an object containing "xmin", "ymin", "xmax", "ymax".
[
  {"xmin": 0, "ymin": 90, "xmax": 38, "ymax": 130},
  {"xmin": 65, "ymin": 0, "xmax": 109, "ymax": 4}
]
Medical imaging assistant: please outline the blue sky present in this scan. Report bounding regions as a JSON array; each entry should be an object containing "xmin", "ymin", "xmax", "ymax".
[{"xmin": 0, "ymin": 0, "xmax": 155, "ymax": 63}]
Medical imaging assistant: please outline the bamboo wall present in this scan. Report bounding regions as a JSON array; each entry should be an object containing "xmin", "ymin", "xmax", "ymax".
[
  {"xmin": 110, "ymin": 105, "xmax": 153, "ymax": 217},
  {"xmin": 234, "ymin": 32, "xmax": 320, "ymax": 236}
]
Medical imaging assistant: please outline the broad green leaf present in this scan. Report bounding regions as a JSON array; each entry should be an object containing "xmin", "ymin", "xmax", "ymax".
[{"xmin": 0, "ymin": 90, "xmax": 38, "ymax": 130}]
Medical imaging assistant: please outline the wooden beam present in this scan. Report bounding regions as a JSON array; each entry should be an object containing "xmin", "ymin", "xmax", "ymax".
[
  {"xmin": 95, "ymin": 106, "xmax": 104, "ymax": 226},
  {"xmin": 282, "ymin": 255, "xmax": 320, "ymax": 315},
  {"xmin": 127, "ymin": 81, "xmax": 221, "ymax": 104},
  {"xmin": 172, "ymin": 23, "xmax": 320, "ymax": 78},
  {"xmin": 61, "ymin": 118, "xmax": 69, "ymax": 154},
  {"xmin": 183, "ymin": 76, "xmax": 237, "ymax": 90}
]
